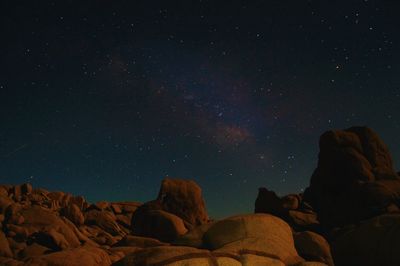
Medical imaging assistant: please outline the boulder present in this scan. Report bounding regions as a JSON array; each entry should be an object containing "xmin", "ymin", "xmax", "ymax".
[
  {"xmin": 24, "ymin": 245, "xmax": 112, "ymax": 266},
  {"xmin": 304, "ymin": 126, "xmax": 400, "ymax": 228},
  {"xmin": 19, "ymin": 205, "xmax": 81, "ymax": 248},
  {"xmin": 18, "ymin": 242, "xmax": 50, "ymax": 259},
  {"xmin": 132, "ymin": 209, "xmax": 187, "ymax": 242},
  {"xmin": 85, "ymin": 209, "xmax": 124, "ymax": 236},
  {"xmin": 156, "ymin": 178, "xmax": 209, "ymax": 226},
  {"xmin": 203, "ymin": 213, "xmax": 303, "ymax": 265},
  {"xmin": 173, "ymin": 222, "xmax": 215, "ymax": 248},
  {"xmin": 294, "ymin": 231, "xmax": 334, "ymax": 266},
  {"xmin": 332, "ymin": 214, "xmax": 400, "ymax": 266},
  {"xmin": 113, "ymin": 245, "xmax": 288, "ymax": 266},
  {"xmin": 29, "ymin": 228, "xmax": 70, "ymax": 250},
  {"xmin": 255, "ymin": 188, "xmax": 286, "ymax": 216},
  {"xmin": 61, "ymin": 203, "xmax": 84, "ymax": 225}
]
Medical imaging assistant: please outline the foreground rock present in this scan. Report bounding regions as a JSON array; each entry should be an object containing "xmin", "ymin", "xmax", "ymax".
[
  {"xmin": 304, "ymin": 126, "xmax": 400, "ymax": 228},
  {"xmin": 24, "ymin": 245, "xmax": 112, "ymax": 266},
  {"xmin": 332, "ymin": 214, "xmax": 400, "ymax": 266}
]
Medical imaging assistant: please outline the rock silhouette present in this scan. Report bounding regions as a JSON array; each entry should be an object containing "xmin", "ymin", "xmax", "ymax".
[{"xmin": 0, "ymin": 126, "xmax": 399, "ymax": 265}]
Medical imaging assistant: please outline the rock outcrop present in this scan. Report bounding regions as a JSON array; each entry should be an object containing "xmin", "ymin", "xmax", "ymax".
[
  {"xmin": 1, "ymin": 126, "xmax": 399, "ymax": 266},
  {"xmin": 304, "ymin": 126, "xmax": 400, "ymax": 228},
  {"xmin": 131, "ymin": 178, "xmax": 209, "ymax": 241}
]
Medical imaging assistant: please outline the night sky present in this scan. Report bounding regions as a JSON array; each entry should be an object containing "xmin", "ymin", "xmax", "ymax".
[{"xmin": 1, "ymin": 1, "xmax": 400, "ymax": 218}]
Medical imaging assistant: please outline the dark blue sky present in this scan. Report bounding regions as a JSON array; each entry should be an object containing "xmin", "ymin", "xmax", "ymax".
[{"xmin": 1, "ymin": 1, "xmax": 399, "ymax": 218}]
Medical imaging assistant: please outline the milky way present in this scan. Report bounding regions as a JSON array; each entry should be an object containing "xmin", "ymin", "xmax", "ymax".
[{"xmin": 1, "ymin": 1, "xmax": 399, "ymax": 218}]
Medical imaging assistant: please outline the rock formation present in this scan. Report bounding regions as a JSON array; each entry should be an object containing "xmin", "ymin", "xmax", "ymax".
[{"xmin": 0, "ymin": 126, "xmax": 399, "ymax": 265}]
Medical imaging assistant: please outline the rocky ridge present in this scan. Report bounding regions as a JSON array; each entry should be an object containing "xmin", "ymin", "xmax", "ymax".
[{"xmin": 0, "ymin": 126, "xmax": 399, "ymax": 265}]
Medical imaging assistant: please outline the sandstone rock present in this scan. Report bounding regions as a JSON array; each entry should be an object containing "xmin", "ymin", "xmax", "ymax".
[
  {"xmin": 62, "ymin": 203, "xmax": 84, "ymax": 225},
  {"xmin": 239, "ymin": 254, "xmax": 285, "ymax": 266},
  {"xmin": 112, "ymin": 246, "xmax": 210, "ymax": 266},
  {"xmin": 0, "ymin": 231, "xmax": 13, "ymax": 258},
  {"xmin": 111, "ymin": 204, "xmax": 122, "ymax": 214},
  {"xmin": 20, "ymin": 205, "xmax": 81, "ymax": 248},
  {"xmin": 113, "ymin": 245, "xmax": 288, "ymax": 266},
  {"xmin": 85, "ymin": 209, "xmax": 124, "ymax": 236},
  {"xmin": 0, "ymin": 186, "xmax": 8, "ymax": 197},
  {"xmin": 70, "ymin": 195, "xmax": 87, "ymax": 211},
  {"xmin": 304, "ymin": 126, "xmax": 400, "ymax": 228},
  {"xmin": 24, "ymin": 245, "xmax": 112, "ymax": 266},
  {"xmin": 0, "ymin": 256, "xmax": 23, "ymax": 266},
  {"xmin": 287, "ymin": 210, "xmax": 320, "ymax": 231},
  {"xmin": 6, "ymin": 237, "xmax": 27, "ymax": 255},
  {"xmin": 156, "ymin": 178, "xmax": 209, "ymax": 226},
  {"xmin": 18, "ymin": 242, "xmax": 50, "ymax": 259},
  {"xmin": 4, "ymin": 203, "xmax": 24, "ymax": 225},
  {"xmin": 109, "ymin": 246, "xmax": 142, "ymax": 256},
  {"xmin": 114, "ymin": 202, "xmax": 141, "ymax": 213},
  {"xmin": 332, "ymin": 214, "xmax": 400, "ymax": 266},
  {"xmin": 0, "ymin": 196, "xmax": 14, "ymax": 214},
  {"xmin": 294, "ymin": 231, "xmax": 334, "ymax": 266},
  {"xmin": 115, "ymin": 235, "xmax": 168, "ymax": 248},
  {"xmin": 30, "ymin": 228, "xmax": 70, "ymax": 250},
  {"xmin": 203, "ymin": 213, "xmax": 303, "ymax": 265},
  {"xmin": 254, "ymin": 188, "xmax": 286, "ymax": 216},
  {"xmin": 173, "ymin": 222, "xmax": 214, "ymax": 248},
  {"xmin": 95, "ymin": 201, "xmax": 110, "ymax": 210},
  {"xmin": 116, "ymin": 214, "xmax": 131, "ymax": 228},
  {"xmin": 132, "ymin": 209, "xmax": 187, "ymax": 242}
]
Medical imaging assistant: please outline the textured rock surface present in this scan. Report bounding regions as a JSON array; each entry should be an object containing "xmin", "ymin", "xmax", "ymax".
[
  {"xmin": 203, "ymin": 213, "xmax": 303, "ymax": 265},
  {"xmin": 24, "ymin": 245, "xmax": 112, "ymax": 266},
  {"xmin": 156, "ymin": 178, "xmax": 209, "ymax": 227},
  {"xmin": 294, "ymin": 231, "xmax": 334, "ymax": 266},
  {"xmin": 131, "ymin": 209, "xmax": 188, "ymax": 242}
]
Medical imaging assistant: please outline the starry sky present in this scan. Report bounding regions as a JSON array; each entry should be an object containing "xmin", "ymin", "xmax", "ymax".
[{"xmin": 1, "ymin": 1, "xmax": 400, "ymax": 218}]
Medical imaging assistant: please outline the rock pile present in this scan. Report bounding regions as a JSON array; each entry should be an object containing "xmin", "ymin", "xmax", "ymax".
[
  {"xmin": 0, "ymin": 126, "xmax": 399, "ymax": 265},
  {"xmin": 255, "ymin": 126, "xmax": 400, "ymax": 265}
]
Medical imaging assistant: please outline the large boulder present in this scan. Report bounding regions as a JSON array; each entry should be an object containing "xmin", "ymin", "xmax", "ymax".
[
  {"xmin": 131, "ymin": 209, "xmax": 188, "ymax": 242},
  {"xmin": 304, "ymin": 126, "xmax": 400, "ymax": 228},
  {"xmin": 156, "ymin": 178, "xmax": 209, "ymax": 227},
  {"xmin": 24, "ymin": 245, "xmax": 112, "ymax": 266},
  {"xmin": 203, "ymin": 213, "xmax": 303, "ymax": 265},
  {"xmin": 294, "ymin": 231, "xmax": 334, "ymax": 266},
  {"xmin": 18, "ymin": 205, "xmax": 81, "ymax": 248},
  {"xmin": 332, "ymin": 214, "xmax": 400, "ymax": 266}
]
